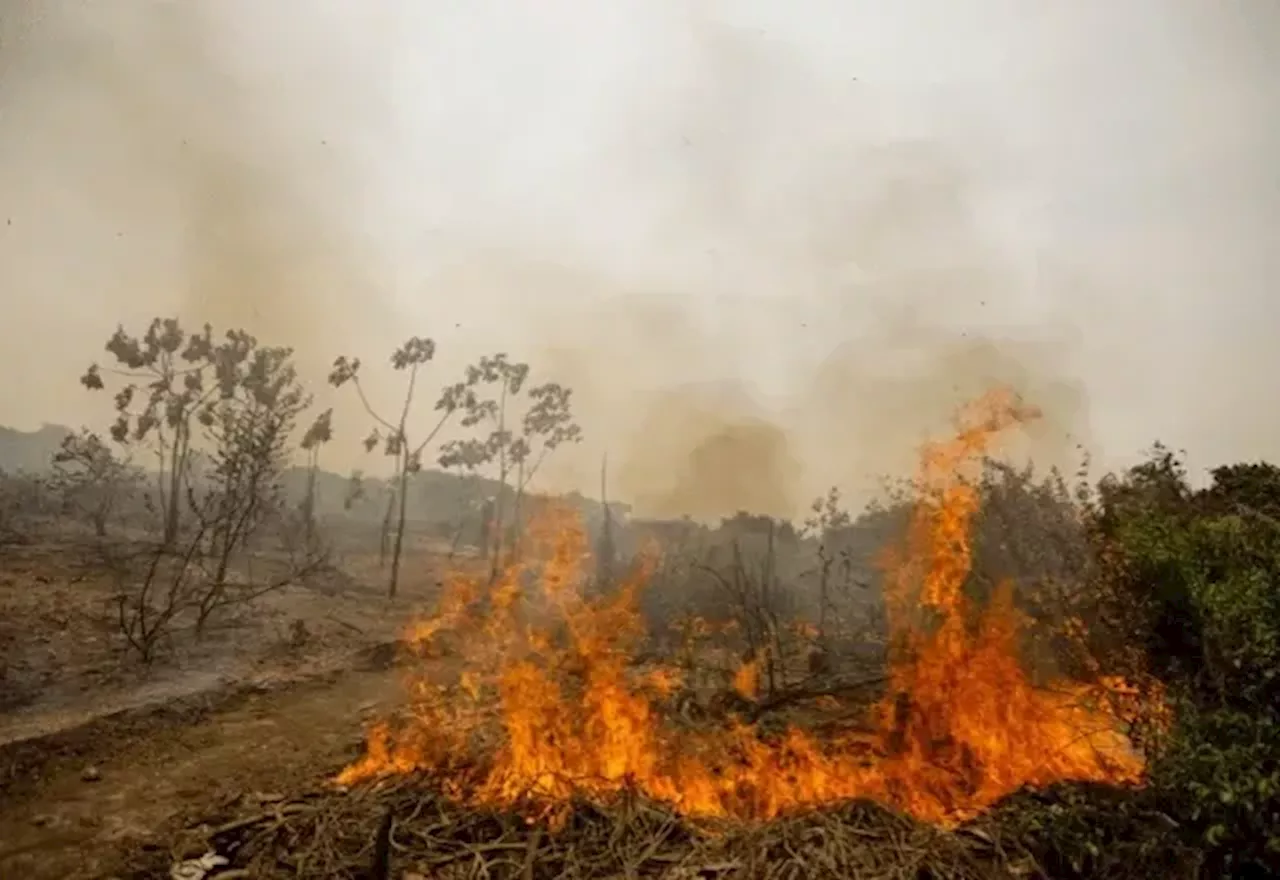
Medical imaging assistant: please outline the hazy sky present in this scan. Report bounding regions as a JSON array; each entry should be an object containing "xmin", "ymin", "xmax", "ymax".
[{"xmin": 1, "ymin": 1, "xmax": 1278, "ymax": 518}]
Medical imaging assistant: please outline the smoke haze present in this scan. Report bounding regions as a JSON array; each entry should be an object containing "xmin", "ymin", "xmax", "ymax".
[{"xmin": 2, "ymin": 1, "xmax": 1278, "ymax": 518}]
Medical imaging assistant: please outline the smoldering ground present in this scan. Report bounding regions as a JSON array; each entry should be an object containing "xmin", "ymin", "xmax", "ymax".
[{"xmin": 2, "ymin": 2, "xmax": 1278, "ymax": 520}]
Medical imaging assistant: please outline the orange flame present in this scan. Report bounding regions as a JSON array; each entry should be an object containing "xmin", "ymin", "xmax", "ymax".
[{"xmin": 337, "ymin": 388, "xmax": 1147, "ymax": 825}]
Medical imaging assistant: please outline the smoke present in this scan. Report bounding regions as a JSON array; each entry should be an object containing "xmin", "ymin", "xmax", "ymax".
[
  {"xmin": 2, "ymin": 2, "xmax": 1277, "ymax": 519},
  {"xmin": 0, "ymin": 1, "xmax": 396, "ymax": 423}
]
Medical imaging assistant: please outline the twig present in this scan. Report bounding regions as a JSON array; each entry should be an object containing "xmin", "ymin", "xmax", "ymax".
[{"xmin": 371, "ymin": 807, "xmax": 394, "ymax": 879}]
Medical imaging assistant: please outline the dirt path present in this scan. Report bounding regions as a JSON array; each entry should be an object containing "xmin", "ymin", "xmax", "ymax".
[{"xmin": 0, "ymin": 666, "xmax": 402, "ymax": 880}]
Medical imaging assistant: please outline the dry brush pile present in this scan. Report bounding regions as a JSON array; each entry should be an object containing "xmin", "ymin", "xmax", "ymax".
[{"xmin": 141, "ymin": 775, "xmax": 1195, "ymax": 880}]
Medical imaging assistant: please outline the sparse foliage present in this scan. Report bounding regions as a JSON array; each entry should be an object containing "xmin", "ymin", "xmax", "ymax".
[
  {"xmin": 186, "ymin": 342, "xmax": 320, "ymax": 633},
  {"xmin": 438, "ymin": 353, "xmax": 582, "ymax": 577},
  {"xmin": 75, "ymin": 319, "xmax": 334, "ymax": 656},
  {"xmin": 81, "ymin": 319, "xmax": 218, "ymax": 543},
  {"xmin": 49, "ymin": 428, "xmax": 143, "ymax": 536},
  {"xmin": 330, "ymin": 338, "xmax": 477, "ymax": 598}
]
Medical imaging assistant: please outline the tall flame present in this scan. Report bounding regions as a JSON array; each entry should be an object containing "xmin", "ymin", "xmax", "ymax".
[{"xmin": 338, "ymin": 388, "xmax": 1145, "ymax": 825}]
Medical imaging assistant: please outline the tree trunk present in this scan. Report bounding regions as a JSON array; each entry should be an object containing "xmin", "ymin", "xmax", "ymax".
[
  {"xmin": 489, "ymin": 488, "xmax": 505, "ymax": 582},
  {"xmin": 303, "ymin": 458, "xmax": 318, "ymax": 548},
  {"xmin": 379, "ymin": 488, "xmax": 395, "ymax": 568},
  {"xmin": 488, "ymin": 383, "xmax": 509, "ymax": 582},
  {"xmin": 388, "ymin": 464, "xmax": 410, "ymax": 599},
  {"xmin": 509, "ymin": 460, "xmax": 525, "ymax": 566},
  {"xmin": 163, "ymin": 428, "xmax": 188, "ymax": 546},
  {"xmin": 818, "ymin": 549, "xmax": 832, "ymax": 645}
]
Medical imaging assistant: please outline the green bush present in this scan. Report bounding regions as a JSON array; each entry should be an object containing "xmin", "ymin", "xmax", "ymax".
[
  {"xmin": 1087, "ymin": 449, "xmax": 1280, "ymax": 875},
  {"xmin": 1151, "ymin": 702, "xmax": 1280, "ymax": 871}
]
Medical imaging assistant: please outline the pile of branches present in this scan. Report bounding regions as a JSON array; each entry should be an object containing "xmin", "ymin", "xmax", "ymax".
[{"xmin": 123, "ymin": 775, "xmax": 1201, "ymax": 880}]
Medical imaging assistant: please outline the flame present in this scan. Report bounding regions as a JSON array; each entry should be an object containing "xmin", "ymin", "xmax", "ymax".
[
  {"xmin": 338, "ymin": 388, "xmax": 1147, "ymax": 825},
  {"xmin": 732, "ymin": 657, "xmax": 761, "ymax": 701}
]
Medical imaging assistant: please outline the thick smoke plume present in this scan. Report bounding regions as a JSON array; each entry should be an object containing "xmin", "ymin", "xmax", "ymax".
[{"xmin": 2, "ymin": 2, "xmax": 1277, "ymax": 518}]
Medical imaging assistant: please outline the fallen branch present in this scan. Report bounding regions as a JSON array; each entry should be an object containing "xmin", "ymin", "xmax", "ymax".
[{"xmin": 744, "ymin": 673, "xmax": 889, "ymax": 724}]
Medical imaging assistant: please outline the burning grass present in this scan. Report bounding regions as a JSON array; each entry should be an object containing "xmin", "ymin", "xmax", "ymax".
[
  {"xmin": 151, "ymin": 775, "xmax": 1195, "ymax": 880},
  {"xmin": 188, "ymin": 778, "xmax": 997, "ymax": 879},
  {"xmin": 130, "ymin": 388, "xmax": 1186, "ymax": 880},
  {"xmin": 336, "ymin": 388, "xmax": 1146, "ymax": 827}
]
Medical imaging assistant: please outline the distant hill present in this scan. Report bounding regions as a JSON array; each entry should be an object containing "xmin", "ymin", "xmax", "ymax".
[
  {"xmin": 0, "ymin": 422, "xmax": 625, "ymax": 532},
  {"xmin": 0, "ymin": 424, "xmax": 71, "ymax": 474}
]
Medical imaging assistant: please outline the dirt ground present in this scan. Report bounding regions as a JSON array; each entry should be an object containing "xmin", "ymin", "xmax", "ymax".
[
  {"xmin": 0, "ymin": 663, "xmax": 403, "ymax": 879},
  {"xmin": 0, "ymin": 531, "xmax": 465, "ymax": 879}
]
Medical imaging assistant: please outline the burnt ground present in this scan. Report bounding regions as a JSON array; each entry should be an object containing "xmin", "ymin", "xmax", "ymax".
[{"xmin": 0, "ymin": 533, "xmax": 461, "ymax": 879}]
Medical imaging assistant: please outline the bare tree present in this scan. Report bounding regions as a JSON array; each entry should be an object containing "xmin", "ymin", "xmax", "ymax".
[
  {"xmin": 329, "ymin": 338, "xmax": 477, "ymax": 598},
  {"xmin": 49, "ymin": 428, "xmax": 143, "ymax": 537},
  {"xmin": 438, "ymin": 354, "xmax": 582, "ymax": 577}
]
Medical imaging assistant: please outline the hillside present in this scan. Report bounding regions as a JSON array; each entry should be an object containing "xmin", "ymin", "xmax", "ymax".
[
  {"xmin": 0, "ymin": 424, "xmax": 71, "ymax": 475},
  {"xmin": 0, "ymin": 422, "xmax": 624, "ymax": 532}
]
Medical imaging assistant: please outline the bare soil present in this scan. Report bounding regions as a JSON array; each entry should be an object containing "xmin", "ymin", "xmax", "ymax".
[
  {"xmin": 0, "ymin": 662, "xmax": 402, "ymax": 879},
  {"xmin": 0, "ymin": 533, "xmax": 463, "ymax": 879}
]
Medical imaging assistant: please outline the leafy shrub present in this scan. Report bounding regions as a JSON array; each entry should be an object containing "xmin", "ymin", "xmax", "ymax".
[{"xmin": 1087, "ymin": 449, "xmax": 1280, "ymax": 875}]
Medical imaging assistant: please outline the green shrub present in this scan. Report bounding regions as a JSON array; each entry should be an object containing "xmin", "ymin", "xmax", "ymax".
[{"xmin": 1087, "ymin": 449, "xmax": 1280, "ymax": 875}]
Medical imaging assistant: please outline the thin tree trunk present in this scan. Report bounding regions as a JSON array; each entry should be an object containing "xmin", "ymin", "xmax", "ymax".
[
  {"xmin": 489, "ymin": 476, "xmax": 507, "ymax": 582},
  {"xmin": 389, "ymin": 462, "xmax": 410, "ymax": 599},
  {"xmin": 509, "ymin": 459, "xmax": 525, "ymax": 566},
  {"xmin": 487, "ymin": 384, "xmax": 510, "ymax": 582},
  {"xmin": 379, "ymin": 487, "xmax": 395, "ymax": 568},
  {"xmin": 597, "ymin": 453, "xmax": 614, "ymax": 593},
  {"xmin": 164, "ymin": 426, "xmax": 188, "ymax": 545},
  {"xmin": 303, "ymin": 455, "xmax": 318, "ymax": 548},
  {"xmin": 818, "ymin": 547, "xmax": 832, "ymax": 645}
]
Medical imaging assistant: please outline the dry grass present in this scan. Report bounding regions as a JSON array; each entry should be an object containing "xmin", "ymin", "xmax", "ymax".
[
  {"xmin": 145, "ymin": 774, "xmax": 1026, "ymax": 880},
  {"xmin": 117, "ymin": 771, "xmax": 1207, "ymax": 880}
]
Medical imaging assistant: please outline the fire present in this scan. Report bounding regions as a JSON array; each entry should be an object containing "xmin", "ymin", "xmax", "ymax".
[{"xmin": 338, "ymin": 388, "xmax": 1147, "ymax": 825}]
